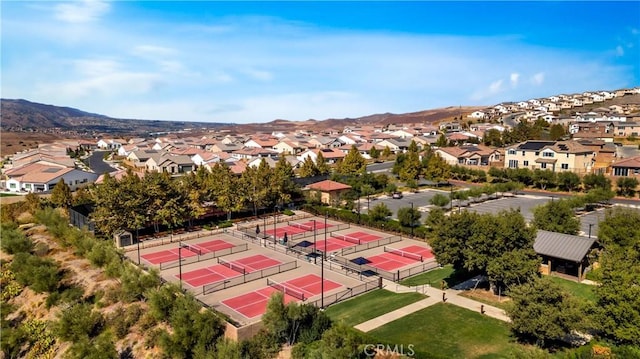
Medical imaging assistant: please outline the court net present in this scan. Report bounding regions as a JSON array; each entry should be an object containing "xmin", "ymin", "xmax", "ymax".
[
  {"xmin": 267, "ymin": 278, "xmax": 306, "ymax": 301},
  {"xmin": 333, "ymin": 233, "xmax": 361, "ymax": 245},
  {"xmin": 180, "ymin": 243, "xmax": 204, "ymax": 256},
  {"xmin": 289, "ymin": 222, "xmax": 313, "ymax": 231},
  {"xmin": 384, "ymin": 247, "xmax": 423, "ymax": 262},
  {"xmin": 218, "ymin": 258, "xmax": 248, "ymax": 274}
]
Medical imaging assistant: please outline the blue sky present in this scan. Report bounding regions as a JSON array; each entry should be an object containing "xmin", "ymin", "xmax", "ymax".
[{"xmin": 2, "ymin": 1, "xmax": 639, "ymax": 124}]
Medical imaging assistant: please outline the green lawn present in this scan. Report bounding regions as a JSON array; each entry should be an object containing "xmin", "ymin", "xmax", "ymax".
[
  {"xmin": 0, "ymin": 193, "xmax": 19, "ymax": 197},
  {"xmin": 324, "ymin": 289, "xmax": 425, "ymax": 327},
  {"xmin": 369, "ymin": 303, "xmax": 521, "ymax": 359},
  {"xmin": 548, "ymin": 276, "xmax": 597, "ymax": 302},
  {"xmin": 399, "ymin": 265, "xmax": 470, "ymax": 288}
]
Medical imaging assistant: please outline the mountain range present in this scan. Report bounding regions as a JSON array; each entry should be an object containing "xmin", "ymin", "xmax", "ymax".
[{"xmin": 0, "ymin": 98, "xmax": 482, "ymax": 136}]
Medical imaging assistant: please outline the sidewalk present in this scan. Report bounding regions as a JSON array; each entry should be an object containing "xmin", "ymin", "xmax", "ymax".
[{"xmin": 354, "ymin": 279, "xmax": 509, "ymax": 333}]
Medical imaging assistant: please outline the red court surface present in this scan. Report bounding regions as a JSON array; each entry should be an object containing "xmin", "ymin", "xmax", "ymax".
[
  {"xmin": 221, "ymin": 274, "xmax": 342, "ymax": 319},
  {"xmin": 313, "ymin": 237, "xmax": 355, "ymax": 252},
  {"xmin": 141, "ymin": 239, "xmax": 235, "ymax": 265},
  {"xmin": 266, "ymin": 221, "xmax": 334, "ymax": 238},
  {"xmin": 179, "ymin": 265, "xmax": 240, "ymax": 287},
  {"xmin": 366, "ymin": 251, "xmax": 420, "ymax": 271},
  {"xmin": 221, "ymin": 287, "xmax": 299, "ymax": 319},
  {"xmin": 398, "ymin": 245, "xmax": 435, "ymax": 260},
  {"xmin": 346, "ymin": 231, "xmax": 382, "ymax": 243},
  {"xmin": 178, "ymin": 254, "xmax": 283, "ymax": 288}
]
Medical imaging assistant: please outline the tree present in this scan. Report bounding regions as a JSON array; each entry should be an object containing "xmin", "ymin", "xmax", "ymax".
[
  {"xmin": 616, "ymin": 177, "xmax": 639, "ymax": 197},
  {"xmin": 54, "ymin": 303, "xmax": 104, "ymax": 342},
  {"xmin": 532, "ymin": 199, "xmax": 580, "ymax": 235},
  {"xmin": 506, "ymin": 277, "xmax": 584, "ymax": 347},
  {"xmin": 368, "ymin": 146, "xmax": 380, "ymax": 161},
  {"xmin": 421, "ymin": 147, "xmax": 450, "ymax": 181},
  {"xmin": 549, "ymin": 124, "xmax": 566, "ymax": 141},
  {"xmin": 315, "ymin": 151, "xmax": 331, "ymax": 175},
  {"xmin": 532, "ymin": 169, "xmax": 556, "ymax": 190},
  {"xmin": 338, "ymin": 145, "xmax": 366, "ymax": 175},
  {"xmin": 435, "ymin": 134, "xmax": 448, "ymax": 147},
  {"xmin": 381, "ymin": 146, "xmax": 392, "ymax": 161},
  {"xmin": 429, "ymin": 193, "xmax": 450, "ymax": 207},
  {"xmin": 317, "ymin": 323, "xmax": 365, "ymax": 359},
  {"xmin": 368, "ymin": 203, "xmax": 392, "ymax": 222},
  {"xmin": 51, "ymin": 178, "xmax": 72, "ymax": 209},
  {"xmin": 594, "ymin": 207, "xmax": 640, "ymax": 346},
  {"xmin": 430, "ymin": 209, "xmax": 537, "ymax": 293},
  {"xmin": 482, "ymin": 129, "xmax": 503, "ymax": 147},
  {"xmin": 397, "ymin": 206, "xmax": 421, "ymax": 230},
  {"xmin": 557, "ymin": 171, "xmax": 581, "ymax": 192},
  {"xmin": 298, "ymin": 156, "xmax": 319, "ymax": 178},
  {"xmin": 582, "ymin": 173, "xmax": 611, "ymax": 191}
]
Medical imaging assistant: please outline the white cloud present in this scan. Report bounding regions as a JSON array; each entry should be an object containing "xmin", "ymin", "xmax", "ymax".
[
  {"xmin": 510, "ymin": 73, "xmax": 520, "ymax": 87},
  {"xmin": 54, "ymin": 0, "xmax": 110, "ymax": 23},
  {"xmin": 531, "ymin": 72, "xmax": 545, "ymax": 86},
  {"xmin": 3, "ymin": 9, "xmax": 637, "ymax": 122}
]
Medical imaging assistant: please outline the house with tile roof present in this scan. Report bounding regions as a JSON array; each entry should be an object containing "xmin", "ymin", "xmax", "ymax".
[
  {"xmin": 435, "ymin": 145, "xmax": 501, "ymax": 166},
  {"xmin": 4, "ymin": 162, "xmax": 98, "ymax": 193},
  {"xmin": 611, "ymin": 155, "xmax": 640, "ymax": 177},
  {"xmin": 504, "ymin": 140, "xmax": 595, "ymax": 174}
]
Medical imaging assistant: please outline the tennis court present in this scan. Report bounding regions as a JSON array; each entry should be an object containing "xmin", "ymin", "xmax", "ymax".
[
  {"xmin": 265, "ymin": 220, "xmax": 334, "ymax": 238},
  {"xmin": 364, "ymin": 246, "xmax": 424, "ymax": 271},
  {"xmin": 220, "ymin": 274, "xmax": 342, "ymax": 319},
  {"xmin": 328, "ymin": 231, "xmax": 382, "ymax": 245},
  {"xmin": 141, "ymin": 239, "xmax": 235, "ymax": 265},
  {"xmin": 179, "ymin": 254, "xmax": 282, "ymax": 288},
  {"xmin": 396, "ymin": 245, "xmax": 434, "ymax": 260},
  {"xmin": 312, "ymin": 236, "xmax": 357, "ymax": 253}
]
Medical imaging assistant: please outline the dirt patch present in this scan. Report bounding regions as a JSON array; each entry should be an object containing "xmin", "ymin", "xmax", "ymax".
[
  {"xmin": 0, "ymin": 131, "xmax": 65, "ymax": 158},
  {"xmin": 462, "ymin": 289, "xmax": 511, "ymax": 306}
]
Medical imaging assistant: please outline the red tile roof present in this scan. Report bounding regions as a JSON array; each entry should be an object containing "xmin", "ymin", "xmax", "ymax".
[{"xmin": 307, "ymin": 180, "xmax": 351, "ymax": 191}]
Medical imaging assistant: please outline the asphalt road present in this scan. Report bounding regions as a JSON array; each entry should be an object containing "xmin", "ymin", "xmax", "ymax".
[{"xmin": 86, "ymin": 150, "xmax": 117, "ymax": 174}]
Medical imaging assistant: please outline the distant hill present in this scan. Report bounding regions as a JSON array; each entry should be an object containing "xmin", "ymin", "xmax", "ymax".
[
  {"xmin": 0, "ymin": 99, "xmax": 231, "ymax": 135},
  {"xmin": 1, "ymin": 98, "xmax": 485, "ymax": 136}
]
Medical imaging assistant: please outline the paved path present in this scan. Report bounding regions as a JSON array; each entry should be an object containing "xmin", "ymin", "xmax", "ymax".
[{"xmin": 354, "ymin": 279, "xmax": 510, "ymax": 332}]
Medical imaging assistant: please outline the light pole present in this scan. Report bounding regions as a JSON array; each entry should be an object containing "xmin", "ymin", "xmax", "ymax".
[
  {"xmin": 263, "ymin": 215, "xmax": 267, "ymax": 246},
  {"xmin": 178, "ymin": 241, "xmax": 183, "ymax": 290},
  {"xmin": 410, "ymin": 202, "xmax": 414, "ymax": 238},
  {"xmin": 313, "ymin": 220, "xmax": 317, "ymax": 264},
  {"xmin": 322, "ymin": 211, "xmax": 327, "ymax": 308},
  {"xmin": 136, "ymin": 227, "xmax": 140, "ymax": 265},
  {"xmin": 588, "ymin": 223, "xmax": 594, "ymax": 239},
  {"xmin": 273, "ymin": 206, "xmax": 278, "ymax": 247}
]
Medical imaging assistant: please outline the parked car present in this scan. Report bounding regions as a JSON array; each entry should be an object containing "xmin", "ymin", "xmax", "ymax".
[{"xmin": 392, "ymin": 192, "xmax": 403, "ymax": 199}]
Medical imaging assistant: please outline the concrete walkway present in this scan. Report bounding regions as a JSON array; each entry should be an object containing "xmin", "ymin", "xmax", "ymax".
[{"xmin": 354, "ymin": 279, "xmax": 510, "ymax": 332}]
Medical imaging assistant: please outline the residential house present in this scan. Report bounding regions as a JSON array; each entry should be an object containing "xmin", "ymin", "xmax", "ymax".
[
  {"xmin": 376, "ymin": 138, "xmax": 413, "ymax": 154},
  {"xmin": 613, "ymin": 122, "xmax": 640, "ymax": 137},
  {"xmin": 439, "ymin": 122, "xmax": 461, "ymax": 133},
  {"xmin": 388, "ymin": 129, "xmax": 415, "ymax": 138},
  {"xmin": 273, "ymin": 140, "xmax": 305, "ymax": 155},
  {"xmin": 504, "ymin": 140, "xmax": 596, "ymax": 173},
  {"xmin": 4, "ymin": 162, "xmax": 98, "ymax": 193},
  {"xmin": 210, "ymin": 142, "xmax": 243, "ymax": 154},
  {"xmin": 244, "ymin": 137, "xmax": 279, "ymax": 150},
  {"xmin": 231, "ymin": 148, "xmax": 279, "ymax": 160},
  {"xmin": 435, "ymin": 145, "xmax": 501, "ymax": 166},
  {"xmin": 611, "ymin": 156, "xmax": 640, "ymax": 177},
  {"xmin": 308, "ymin": 136, "xmax": 343, "ymax": 149},
  {"xmin": 96, "ymin": 138, "xmax": 126, "ymax": 150},
  {"xmin": 145, "ymin": 154, "xmax": 195, "ymax": 175},
  {"xmin": 297, "ymin": 148, "xmax": 345, "ymax": 164}
]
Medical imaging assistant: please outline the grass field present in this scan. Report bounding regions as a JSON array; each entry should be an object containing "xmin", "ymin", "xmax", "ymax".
[
  {"xmin": 548, "ymin": 276, "xmax": 597, "ymax": 302},
  {"xmin": 399, "ymin": 265, "xmax": 470, "ymax": 288},
  {"xmin": 369, "ymin": 303, "xmax": 521, "ymax": 359},
  {"xmin": 324, "ymin": 289, "xmax": 425, "ymax": 327}
]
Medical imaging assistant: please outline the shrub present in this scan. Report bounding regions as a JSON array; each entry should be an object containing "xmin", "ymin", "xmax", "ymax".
[
  {"xmin": 54, "ymin": 303, "xmax": 104, "ymax": 342},
  {"xmin": 0, "ymin": 223, "xmax": 34, "ymax": 254},
  {"xmin": 11, "ymin": 253, "xmax": 61, "ymax": 293}
]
